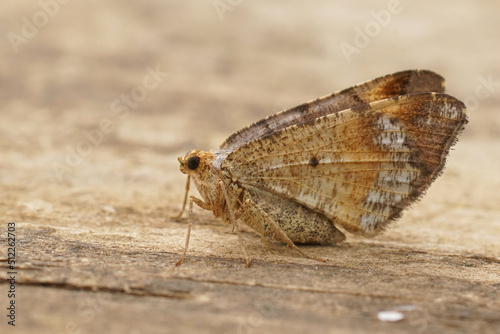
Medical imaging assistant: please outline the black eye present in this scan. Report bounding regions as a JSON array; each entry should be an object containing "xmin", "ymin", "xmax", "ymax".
[{"xmin": 187, "ymin": 156, "xmax": 200, "ymax": 170}]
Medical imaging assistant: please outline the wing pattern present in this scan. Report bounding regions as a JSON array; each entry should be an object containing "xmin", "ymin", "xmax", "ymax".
[
  {"xmin": 222, "ymin": 93, "xmax": 467, "ymax": 235},
  {"xmin": 220, "ymin": 70, "xmax": 445, "ymax": 150}
]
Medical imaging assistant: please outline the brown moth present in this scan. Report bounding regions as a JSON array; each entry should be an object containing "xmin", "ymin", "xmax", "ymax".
[{"xmin": 174, "ymin": 70, "xmax": 467, "ymax": 267}]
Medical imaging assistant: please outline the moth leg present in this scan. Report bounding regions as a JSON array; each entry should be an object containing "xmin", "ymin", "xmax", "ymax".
[
  {"xmin": 219, "ymin": 180, "xmax": 251, "ymax": 267},
  {"xmin": 233, "ymin": 219, "xmax": 251, "ymax": 268},
  {"xmin": 172, "ymin": 175, "xmax": 191, "ymax": 219},
  {"xmin": 211, "ymin": 179, "xmax": 228, "ymax": 220},
  {"xmin": 175, "ymin": 194, "xmax": 212, "ymax": 266},
  {"xmin": 238, "ymin": 198, "xmax": 274, "ymax": 255},
  {"xmin": 254, "ymin": 203, "xmax": 327, "ymax": 263}
]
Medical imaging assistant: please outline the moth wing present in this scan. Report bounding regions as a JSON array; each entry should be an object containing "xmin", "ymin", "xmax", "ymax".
[
  {"xmin": 220, "ymin": 70, "xmax": 444, "ymax": 150},
  {"xmin": 239, "ymin": 185, "xmax": 346, "ymax": 244},
  {"xmin": 223, "ymin": 93, "xmax": 467, "ymax": 235}
]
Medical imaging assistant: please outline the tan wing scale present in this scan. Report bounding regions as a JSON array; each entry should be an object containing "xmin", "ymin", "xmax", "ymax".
[
  {"xmin": 220, "ymin": 70, "xmax": 445, "ymax": 150},
  {"xmin": 223, "ymin": 93, "xmax": 467, "ymax": 235}
]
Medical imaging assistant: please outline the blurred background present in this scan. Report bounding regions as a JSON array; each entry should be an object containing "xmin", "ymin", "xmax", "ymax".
[
  {"xmin": 1, "ymin": 0, "xmax": 499, "ymax": 247},
  {"xmin": 1, "ymin": 1, "xmax": 498, "ymax": 178}
]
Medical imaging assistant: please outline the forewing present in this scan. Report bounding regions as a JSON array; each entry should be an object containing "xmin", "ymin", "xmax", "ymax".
[
  {"xmin": 223, "ymin": 93, "xmax": 467, "ymax": 235},
  {"xmin": 220, "ymin": 70, "xmax": 444, "ymax": 150}
]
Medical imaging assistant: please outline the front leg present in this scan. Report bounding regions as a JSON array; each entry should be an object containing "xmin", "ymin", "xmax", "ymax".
[
  {"xmin": 175, "ymin": 195, "xmax": 212, "ymax": 267},
  {"xmin": 192, "ymin": 196, "xmax": 212, "ymax": 211}
]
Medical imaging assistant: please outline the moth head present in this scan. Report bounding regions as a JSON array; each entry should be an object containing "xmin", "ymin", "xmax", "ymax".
[{"xmin": 178, "ymin": 149, "xmax": 212, "ymax": 175}]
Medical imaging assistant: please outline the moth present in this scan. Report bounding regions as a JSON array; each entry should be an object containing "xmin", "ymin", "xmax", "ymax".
[{"xmin": 174, "ymin": 70, "xmax": 467, "ymax": 267}]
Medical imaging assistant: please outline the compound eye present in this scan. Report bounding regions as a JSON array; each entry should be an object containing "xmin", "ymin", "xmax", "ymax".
[{"xmin": 187, "ymin": 156, "xmax": 200, "ymax": 170}]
